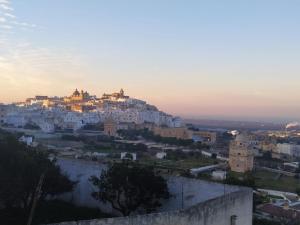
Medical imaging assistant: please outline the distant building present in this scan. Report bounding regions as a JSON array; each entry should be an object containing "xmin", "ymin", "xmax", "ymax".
[
  {"xmin": 153, "ymin": 126, "xmax": 191, "ymax": 140},
  {"xmin": 156, "ymin": 152, "xmax": 167, "ymax": 159},
  {"xmin": 64, "ymin": 89, "xmax": 91, "ymax": 103},
  {"xmin": 19, "ymin": 135, "xmax": 33, "ymax": 146},
  {"xmin": 101, "ymin": 88, "xmax": 129, "ymax": 101},
  {"xmin": 121, "ymin": 152, "xmax": 137, "ymax": 161},
  {"xmin": 229, "ymin": 133, "xmax": 254, "ymax": 173},
  {"xmin": 212, "ymin": 170, "xmax": 227, "ymax": 181},
  {"xmin": 192, "ymin": 131, "xmax": 217, "ymax": 144},
  {"xmin": 2, "ymin": 89, "xmax": 184, "ymax": 133},
  {"xmin": 275, "ymin": 143, "xmax": 300, "ymax": 158},
  {"xmin": 104, "ymin": 117, "xmax": 117, "ymax": 136}
]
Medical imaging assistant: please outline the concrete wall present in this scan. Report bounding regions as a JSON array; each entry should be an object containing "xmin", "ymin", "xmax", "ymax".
[
  {"xmin": 47, "ymin": 189, "xmax": 253, "ymax": 225},
  {"xmin": 55, "ymin": 158, "xmax": 241, "ymax": 215}
]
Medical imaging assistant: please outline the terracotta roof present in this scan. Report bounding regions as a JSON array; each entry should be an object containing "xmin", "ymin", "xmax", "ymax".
[{"xmin": 259, "ymin": 204, "xmax": 300, "ymax": 220}]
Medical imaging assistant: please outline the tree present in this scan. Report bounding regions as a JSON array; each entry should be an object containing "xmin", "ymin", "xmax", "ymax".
[
  {"xmin": 0, "ymin": 132, "xmax": 75, "ymax": 211},
  {"xmin": 224, "ymin": 172, "xmax": 256, "ymax": 188},
  {"xmin": 90, "ymin": 162, "xmax": 170, "ymax": 216},
  {"xmin": 296, "ymin": 187, "xmax": 300, "ymax": 196}
]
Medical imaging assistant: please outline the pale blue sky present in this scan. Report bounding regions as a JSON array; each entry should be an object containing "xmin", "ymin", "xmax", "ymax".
[{"xmin": 0, "ymin": 0, "xmax": 300, "ymax": 122}]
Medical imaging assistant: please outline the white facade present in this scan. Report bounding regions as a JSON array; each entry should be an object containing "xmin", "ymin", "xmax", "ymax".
[
  {"xmin": 19, "ymin": 135, "xmax": 33, "ymax": 146},
  {"xmin": 276, "ymin": 143, "xmax": 300, "ymax": 158},
  {"xmin": 121, "ymin": 152, "xmax": 137, "ymax": 161},
  {"xmin": 4, "ymin": 113, "xmax": 27, "ymax": 127},
  {"xmin": 1, "ymin": 93, "xmax": 183, "ymax": 132},
  {"xmin": 156, "ymin": 152, "xmax": 167, "ymax": 159}
]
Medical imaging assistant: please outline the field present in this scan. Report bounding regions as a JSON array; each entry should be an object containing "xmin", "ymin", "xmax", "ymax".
[
  {"xmin": 254, "ymin": 170, "xmax": 300, "ymax": 193},
  {"xmin": 139, "ymin": 157, "xmax": 217, "ymax": 171}
]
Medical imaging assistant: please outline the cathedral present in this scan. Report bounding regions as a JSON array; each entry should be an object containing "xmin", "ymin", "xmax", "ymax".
[
  {"xmin": 101, "ymin": 89, "xmax": 129, "ymax": 101},
  {"xmin": 64, "ymin": 89, "xmax": 91, "ymax": 103}
]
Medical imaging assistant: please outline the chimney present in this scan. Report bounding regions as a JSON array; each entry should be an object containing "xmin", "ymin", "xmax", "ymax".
[{"xmin": 283, "ymin": 201, "xmax": 289, "ymax": 210}]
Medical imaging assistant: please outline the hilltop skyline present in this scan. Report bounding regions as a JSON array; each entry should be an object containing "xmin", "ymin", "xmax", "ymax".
[
  {"xmin": 3, "ymin": 88, "xmax": 298, "ymax": 124},
  {"xmin": 1, "ymin": 0, "xmax": 300, "ymax": 122}
]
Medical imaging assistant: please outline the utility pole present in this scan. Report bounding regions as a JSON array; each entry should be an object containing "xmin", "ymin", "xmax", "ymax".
[
  {"xmin": 181, "ymin": 181, "xmax": 184, "ymax": 209},
  {"xmin": 224, "ymin": 165, "xmax": 227, "ymax": 196},
  {"xmin": 26, "ymin": 173, "xmax": 45, "ymax": 225}
]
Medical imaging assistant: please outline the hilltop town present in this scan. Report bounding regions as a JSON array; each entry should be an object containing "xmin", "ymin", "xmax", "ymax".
[{"xmin": 0, "ymin": 89, "xmax": 182, "ymax": 132}]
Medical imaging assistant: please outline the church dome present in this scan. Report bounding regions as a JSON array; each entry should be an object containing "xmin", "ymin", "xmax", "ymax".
[{"xmin": 73, "ymin": 89, "xmax": 80, "ymax": 96}]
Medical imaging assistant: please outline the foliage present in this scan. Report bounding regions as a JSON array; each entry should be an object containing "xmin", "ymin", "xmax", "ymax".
[
  {"xmin": 61, "ymin": 134, "xmax": 84, "ymax": 142},
  {"xmin": 118, "ymin": 129, "xmax": 194, "ymax": 146},
  {"xmin": 0, "ymin": 132, "xmax": 75, "ymax": 214},
  {"xmin": 253, "ymin": 193, "xmax": 270, "ymax": 209},
  {"xmin": 90, "ymin": 162, "xmax": 170, "ymax": 216},
  {"xmin": 262, "ymin": 151, "xmax": 272, "ymax": 160},
  {"xmin": 24, "ymin": 123, "xmax": 40, "ymax": 130},
  {"xmin": 191, "ymin": 142, "xmax": 210, "ymax": 150},
  {"xmin": 296, "ymin": 187, "xmax": 300, "ymax": 196},
  {"xmin": 180, "ymin": 170, "xmax": 194, "ymax": 178},
  {"xmin": 82, "ymin": 123, "xmax": 103, "ymax": 131},
  {"xmin": 225, "ymin": 172, "xmax": 256, "ymax": 188},
  {"xmin": 254, "ymin": 170, "xmax": 300, "ymax": 193},
  {"xmin": 116, "ymin": 143, "xmax": 148, "ymax": 152}
]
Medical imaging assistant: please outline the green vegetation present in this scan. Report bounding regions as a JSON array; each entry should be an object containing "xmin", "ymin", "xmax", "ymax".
[
  {"xmin": 223, "ymin": 170, "xmax": 300, "ymax": 193},
  {"xmin": 24, "ymin": 123, "xmax": 40, "ymax": 130},
  {"xmin": 0, "ymin": 130, "xmax": 75, "ymax": 225},
  {"xmin": 225, "ymin": 172, "xmax": 256, "ymax": 188},
  {"xmin": 61, "ymin": 134, "xmax": 84, "ymax": 141},
  {"xmin": 139, "ymin": 159, "xmax": 198, "ymax": 171},
  {"xmin": 139, "ymin": 153, "xmax": 216, "ymax": 171},
  {"xmin": 82, "ymin": 123, "xmax": 103, "ymax": 131},
  {"xmin": 253, "ymin": 193, "xmax": 270, "ymax": 208},
  {"xmin": 254, "ymin": 170, "xmax": 300, "ymax": 193},
  {"xmin": 90, "ymin": 162, "xmax": 170, "ymax": 216},
  {"xmin": 118, "ymin": 129, "xmax": 195, "ymax": 147}
]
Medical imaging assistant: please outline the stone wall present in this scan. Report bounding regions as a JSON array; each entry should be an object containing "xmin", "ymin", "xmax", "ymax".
[
  {"xmin": 55, "ymin": 158, "xmax": 241, "ymax": 214},
  {"xmin": 47, "ymin": 189, "xmax": 253, "ymax": 225}
]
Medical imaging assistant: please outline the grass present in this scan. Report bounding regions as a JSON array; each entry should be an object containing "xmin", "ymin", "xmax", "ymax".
[
  {"xmin": 254, "ymin": 170, "xmax": 300, "ymax": 193},
  {"xmin": 139, "ymin": 157, "xmax": 217, "ymax": 171}
]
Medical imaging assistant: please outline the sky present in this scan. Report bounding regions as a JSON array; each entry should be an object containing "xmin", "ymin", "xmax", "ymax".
[{"xmin": 0, "ymin": 0, "xmax": 300, "ymax": 122}]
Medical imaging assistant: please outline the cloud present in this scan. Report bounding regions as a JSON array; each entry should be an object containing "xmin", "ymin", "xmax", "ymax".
[
  {"xmin": 0, "ymin": 17, "xmax": 6, "ymax": 22},
  {"xmin": 0, "ymin": 4, "xmax": 13, "ymax": 11},
  {"xmin": 0, "ymin": 39, "xmax": 89, "ymax": 100},
  {"xmin": 0, "ymin": 0, "xmax": 9, "ymax": 4},
  {"xmin": 0, "ymin": 24, "xmax": 12, "ymax": 29},
  {"xmin": 0, "ymin": 0, "xmax": 89, "ymax": 102},
  {"xmin": 12, "ymin": 21, "xmax": 37, "ymax": 28},
  {"xmin": 4, "ymin": 13, "xmax": 16, "ymax": 18},
  {"xmin": 0, "ymin": 1, "xmax": 37, "ymax": 31}
]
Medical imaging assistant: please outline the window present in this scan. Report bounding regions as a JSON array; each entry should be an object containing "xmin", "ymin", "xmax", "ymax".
[{"xmin": 231, "ymin": 215, "xmax": 237, "ymax": 225}]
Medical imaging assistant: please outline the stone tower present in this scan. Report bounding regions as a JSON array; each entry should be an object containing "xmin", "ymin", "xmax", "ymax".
[
  {"xmin": 229, "ymin": 133, "xmax": 254, "ymax": 173},
  {"xmin": 104, "ymin": 117, "xmax": 117, "ymax": 137}
]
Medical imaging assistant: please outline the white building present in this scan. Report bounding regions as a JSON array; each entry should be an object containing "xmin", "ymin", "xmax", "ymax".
[
  {"xmin": 276, "ymin": 143, "xmax": 300, "ymax": 158},
  {"xmin": 19, "ymin": 135, "xmax": 33, "ymax": 146},
  {"xmin": 4, "ymin": 113, "xmax": 27, "ymax": 127},
  {"xmin": 156, "ymin": 152, "xmax": 167, "ymax": 159},
  {"xmin": 121, "ymin": 152, "xmax": 137, "ymax": 161}
]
